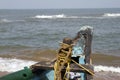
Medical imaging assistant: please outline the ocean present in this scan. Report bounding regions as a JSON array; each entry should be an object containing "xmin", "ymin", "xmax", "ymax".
[{"xmin": 0, "ymin": 8, "xmax": 120, "ymax": 80}]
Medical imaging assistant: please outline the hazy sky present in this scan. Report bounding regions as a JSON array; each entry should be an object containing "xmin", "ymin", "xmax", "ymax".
[{"xmin": 0, "ymin": 0, "xmax": 120, "ymax": 9}]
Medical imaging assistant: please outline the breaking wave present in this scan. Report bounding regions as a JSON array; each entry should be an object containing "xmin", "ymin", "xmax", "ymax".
[
  {"xmin": 32, "ymin": 14, "xmax": 66, "ymax": 19},
  {"xmin": 0, "ymin": 57, "xmax": 120, "ymax": 73},
  {"xmin": 0, "ymin": 19, "xmax": 25, "ymax": 23},
  {"xmin": 0, "ymin": 57, "xmax": 36, "ymax": 72},
  {"xmin": 1, "ymin": 13, "xmax": 120, "ymax": 23},
  {"xmin": 31, "ymin": 14, "xmax": 73, "ymax": 19},
  {"xmin": 31, "ymin": 14, "xmax": 120, "ymax": 19},
  {"xmin": 0, "ymin": 19, "xmax": 11, "ymax": 23},
  {"xmin": 94, "ymin": 65, "xmax": 120, "ymax": 73},
  {"xmin": 103, "ymin": 13, "xmax": 120, "ymax": 17}
]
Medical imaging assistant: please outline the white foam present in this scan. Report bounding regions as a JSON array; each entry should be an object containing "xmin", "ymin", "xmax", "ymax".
[
  {"xmin": 0, "ymin": 57, "xmax": 36, "ymax": 72},
  {"xmin": 0, "ymin": 19, "xmax": 25, "ymax": 23},
  {"xmin": 0, "ymin": 19, "xmax": 11, "ymax": 23},
  {"xmin": 32, "ymin": 14, "xmax": 109, "ymax": 19},
  {"xmin": 1, "ymin": 57, "xmax": 120, "ymax": 73},
  {"xmin": 103, "ymin": 13, "xmax": 120, "ymax": 17},
  {"xmin": 33, "ymin": 14, "xmax": 66, "ymax": 19},
  {"xmin": 94, "ymin": 65, "xmax": 120, "ymax": 73}
]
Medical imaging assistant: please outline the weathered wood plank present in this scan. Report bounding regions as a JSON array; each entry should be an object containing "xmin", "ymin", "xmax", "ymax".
[{"xmin": 31, "ymin": 61, "xmax": 94, "ymax": 72}]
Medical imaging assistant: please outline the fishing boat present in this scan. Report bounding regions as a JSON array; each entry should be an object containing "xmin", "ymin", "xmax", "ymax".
[{"xmin": 0, "ymin": 26, "xmax": 94, "ymax": 80}]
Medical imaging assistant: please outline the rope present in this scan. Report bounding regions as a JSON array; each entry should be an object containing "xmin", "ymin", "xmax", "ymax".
[
  {"xmin": 54, "ymin": 43, "xmax": 72, "ymax": 80},
  {"xmin": 71, "ymin": 59, "xmax": 94, "ymax": 76},
  {"xmin": 63, "ymin": 62, "xmax": 70, "ymax": 80}
]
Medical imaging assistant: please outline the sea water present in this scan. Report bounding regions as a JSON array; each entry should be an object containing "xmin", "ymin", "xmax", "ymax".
[{"xmin": 0, "ymin": 8, "xmax": 120, "ymax": 80}]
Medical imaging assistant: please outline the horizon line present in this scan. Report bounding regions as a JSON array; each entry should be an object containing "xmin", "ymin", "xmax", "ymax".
[{"xmin": 0, "ymin": 7, "xmax": 120, "ymax": 10}]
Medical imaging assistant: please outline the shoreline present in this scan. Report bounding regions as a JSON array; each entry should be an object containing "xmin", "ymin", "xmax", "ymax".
[
  {"xmin": 0, "ymin": 49, "xmax": 120, "ymax": 66},
  {"xmin": 0, "ymin": 49, "xmax": 120, "ymax": 79}
]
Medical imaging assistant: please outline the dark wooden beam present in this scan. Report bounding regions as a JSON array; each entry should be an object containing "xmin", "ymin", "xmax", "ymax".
[{"xmin": 31, "ymin": 61, "xmax": 94, "ymax": 73}]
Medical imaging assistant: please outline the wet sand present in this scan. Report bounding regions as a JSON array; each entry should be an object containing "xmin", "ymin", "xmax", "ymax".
[
  {"xmin": 0, "ymin": 72, "xmax": 9, "ymax": 77},
  {"xmin": 92, "ymin": 53, "xmax": 120, "ymax": 66},
  {"xmin": 0, "ymin": 49, "xmax": 120, "ymax": 66},
  {"xmin": 93, "ymin": 72, "xmax": 120, "ymax": 80}
]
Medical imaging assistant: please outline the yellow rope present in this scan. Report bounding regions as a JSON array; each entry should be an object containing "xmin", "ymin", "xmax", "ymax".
[
  {"xmin": 71, "ymin": 59, "xmax": 94, "ymax": 76},
  {"xmin": 54, "ymin": 62, "xmax": 57, "ymax": 80},
  {"xmin": 54, "ymin": 43, "xmax": 72, "ymax": 80},
  {"xmin": 63, "ymin": 62, "xmax": 70, "ymax": 80}
]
